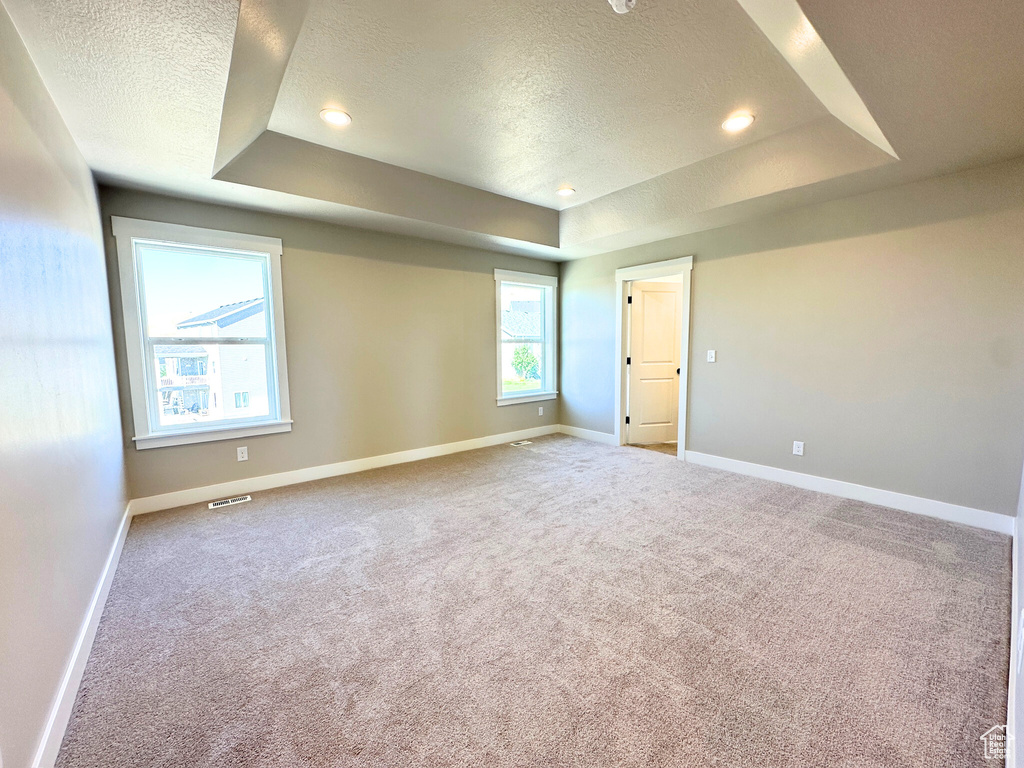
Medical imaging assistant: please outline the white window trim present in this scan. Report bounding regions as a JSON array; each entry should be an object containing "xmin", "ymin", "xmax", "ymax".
[
  {"xmin": 494, "ymin": 269, "xmax": 558, "ymax": 406},
  {"xmin": 112, "ymin": 216, "xmax": 293, "ymax": 449}
]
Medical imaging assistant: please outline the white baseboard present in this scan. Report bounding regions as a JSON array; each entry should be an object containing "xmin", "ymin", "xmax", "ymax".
[
  {"xmin": 557, "ymin": 425, "xmax": 618, "ymax": 445},
  {"xmin": 32, "ymin": 426, "xmax": 564, "ymax": 765},
  {"xmin": 684, "ymin": 450, "xmax": 1014, "ymax": 535},
  {"xmin": 29, "ymin": 432, "xmax": 1018, "ymax": 767},
  {"xmin": 130, "ymin": 425, "xmax": 562, "ymax": 515},
  {"xmin": 32, "ymin": 503, "xmax": 132, "ymax": 768},
  {"xmin": 1008, "ymin": 518, "xmax": 1019, "ymax": 768}
]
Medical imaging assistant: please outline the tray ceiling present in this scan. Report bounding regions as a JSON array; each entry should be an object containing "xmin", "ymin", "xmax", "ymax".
[{"xmin": 5, "ymin": 0, "xmax": 1019, "ymax": 259}]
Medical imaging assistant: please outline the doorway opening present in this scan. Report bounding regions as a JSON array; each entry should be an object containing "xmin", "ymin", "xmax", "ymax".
[{"xmin": 613, "ymin": 257, "xmax": 693, "ymax": 459}]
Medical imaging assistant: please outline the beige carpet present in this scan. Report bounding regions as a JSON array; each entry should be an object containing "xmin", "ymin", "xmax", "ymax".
[{"xmin": 57, "ymin": 435, "xmax": 1010, "ymax": 767}]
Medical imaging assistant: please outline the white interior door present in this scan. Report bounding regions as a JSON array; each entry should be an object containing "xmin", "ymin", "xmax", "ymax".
[{"xmin": 627, "ymin": 280, "xmax": 682, "ymax": 444}]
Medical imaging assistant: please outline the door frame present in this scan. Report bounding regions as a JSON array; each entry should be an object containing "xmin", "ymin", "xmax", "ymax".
[{"xmin": 614, "ymin": 256, "xmax": 693, "ymax": 457}]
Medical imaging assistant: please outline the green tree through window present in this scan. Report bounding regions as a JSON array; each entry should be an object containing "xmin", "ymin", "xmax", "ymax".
[{"xmin": 512, "ymin": 345, "xmax": 539, "ymax": 380}]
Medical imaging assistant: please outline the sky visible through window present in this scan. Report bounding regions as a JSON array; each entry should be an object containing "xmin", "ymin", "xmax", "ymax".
[
  {"xmin": 500, "ymin": 282, "xmax": 546, "ymax": 395},
  {"xmin": 139, "ymin": 243, "xmax": 266, "ymax": 336}
]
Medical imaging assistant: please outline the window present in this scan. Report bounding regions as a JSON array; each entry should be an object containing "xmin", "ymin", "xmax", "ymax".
[
  {"xmin": 113, "ymin": 217, "xmax": 292, "ymax": 449},
  {"xmin": 494, "ymin": 269, "xmax": 557, "ymax": 405}
]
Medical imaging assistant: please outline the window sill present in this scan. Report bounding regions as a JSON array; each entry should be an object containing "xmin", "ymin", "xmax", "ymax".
[
  {"xmin": 496, "ymin": 392, "xmax": 558, "ymax": 407},
  {"xmin": 133, "ymin": 420, "xmax": 293, "ymax": 450}
]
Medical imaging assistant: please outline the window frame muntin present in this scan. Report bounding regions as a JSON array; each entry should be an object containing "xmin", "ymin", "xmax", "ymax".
[
  {"xmin": 494, "ymin": 269, "xmax": 558, "ymax": 406},
  {"xmin": 113, "ymin": 217, "xmax": 292, "ymax": 449},
  {"xmin": 137, "ymin": 243, "xmax": 276, "ymax": 435}
]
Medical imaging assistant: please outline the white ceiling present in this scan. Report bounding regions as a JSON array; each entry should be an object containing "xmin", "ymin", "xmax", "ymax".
[
  {"xmin": 3, "ymin": 0, "xmax": 1022, "ymax": 259},
  {"xmin": 268, "ymin": 0, "xmax": 826, "ymax": 207},
  {"xmin": 3, "ymin": 0, "xmax": 237, "ymax": 190}
]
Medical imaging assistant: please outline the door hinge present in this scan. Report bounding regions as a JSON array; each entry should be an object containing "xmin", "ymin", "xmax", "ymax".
[
  {"xmin": 625, "ymin": 416, "xmax": 630, "ymax": 425},
  {"xmin": 627, "ymin": 295, "xmax": 632, "ymax": 304},
  {"xmin": 626, "ymin": 356, "xmax": 631, "ymax": 365}
]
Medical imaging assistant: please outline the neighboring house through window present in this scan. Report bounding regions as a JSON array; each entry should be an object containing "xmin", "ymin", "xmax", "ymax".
[
  {"xmin": 494, "ymin": 269, "xmax": 557, "ymax": 405},
  {"xmin": 113, "ymin": 217, "xmax": 292, "ymax": 449}
]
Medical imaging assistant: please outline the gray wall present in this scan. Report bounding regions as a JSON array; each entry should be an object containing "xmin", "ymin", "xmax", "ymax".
[
  {"xmin": 561, "ymin": 157, "xmax": 1024, "ymax": 516},
  {"xmin": 0, "ymin": 7, "xmax": 127, "ymax": 767},
  {"xmin": 99, "ymin": 188, "xmax": 560, "ymax": 499}
]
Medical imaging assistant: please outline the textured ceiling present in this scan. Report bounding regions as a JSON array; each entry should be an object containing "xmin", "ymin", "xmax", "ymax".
[
  {"xmin": 3, "ymin": 0, "xmax": 237, "ymax": 185},
  {"xmin": 4, "ymin": 0, "xmax": 1021, "ymax": 259},
  {"xmin": 213, "ymin": 0, "xmax": 311, "ymax": 175},
  {"xmin": 734, "ymin": 0, "xmax": 895, "ymax": 158},
  {"xmin": 268, "ymin": 0, "xmax": 826, "ymax": 207},
  {"xmin": 797, "ymin": 0, "xmax": 1024, "ymax": 169}
]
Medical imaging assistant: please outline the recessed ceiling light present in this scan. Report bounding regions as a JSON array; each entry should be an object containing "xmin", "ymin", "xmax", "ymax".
[
  {"xmin": 319, "ymin": 108, "xmax": 352, "ymax": 128},
  {"xmin": 556, "ymin": 186, "xmax": 576, "ymax": 197},
  {"xmin": 722, "ymin": 112, "xmax": 755, "ymax": 133}
]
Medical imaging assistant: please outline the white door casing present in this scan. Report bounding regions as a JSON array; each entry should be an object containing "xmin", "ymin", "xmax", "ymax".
[
  {"xmin": 627, "ymin": 281, "xmax": 682, "ymax": 444},
  {"xmin": 613, "ymin": 256, "xmax": 693, "ymax": 454}
]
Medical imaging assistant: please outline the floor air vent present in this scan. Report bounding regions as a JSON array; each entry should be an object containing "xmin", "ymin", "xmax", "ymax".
[
  {"xmin": 208, "ymin": 495, "xmax": 252, "ymax": 510},
  {"xmin": 509, "ymin": 440, "xmax": 532, "ymax": 447}
]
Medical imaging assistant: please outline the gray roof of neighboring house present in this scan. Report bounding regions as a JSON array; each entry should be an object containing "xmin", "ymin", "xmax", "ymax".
[
  {"xmin": 154, "ymin": 345, "xmax": 207, "ymax": 356},
  {"xmin": 501, "ymin": 303, "xmax": 542, "ymax": 339},
  {"xmin": 176, "ymin": 298, "xmax": 264, "ymax": 329}
]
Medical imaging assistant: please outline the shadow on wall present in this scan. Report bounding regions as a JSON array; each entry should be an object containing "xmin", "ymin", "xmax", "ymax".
[
  {"xmin": 97, "ymin": 186, "xmax": 558, "ymax": 278},
  {"xmin": 583, "ymin": 155, "xmax": 1024, "ymax": 273},
  {"xmin": 558, "ymin": 155, "xmax": 1024, "ymax": 516}
]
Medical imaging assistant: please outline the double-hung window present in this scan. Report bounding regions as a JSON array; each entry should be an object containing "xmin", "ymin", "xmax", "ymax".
[
  {"xmin": 113, "ymin": 217, "xmax": 292, "ymax": 449},
  {"xmin": 495, "ymin": 269, "xmax": 557, "ymax": 405}
]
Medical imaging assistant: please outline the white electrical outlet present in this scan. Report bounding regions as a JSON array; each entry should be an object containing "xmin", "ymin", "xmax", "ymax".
[
  {"xmin": 707, "ymin": 350, "xmax": 716, "ymax": 363},
  {"xmin": 237, "ymin": 446, "xmax": 248, "ymax": 462},
  {"xmin": 538, "ymin": 406, "xmax": 544, "ymax": 416},
  {"xmin": 792, "ymin": 441, "xmax": 804, "ymax": 456}
]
